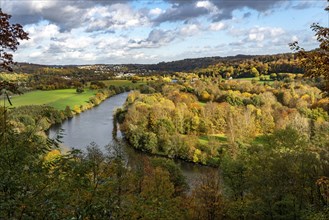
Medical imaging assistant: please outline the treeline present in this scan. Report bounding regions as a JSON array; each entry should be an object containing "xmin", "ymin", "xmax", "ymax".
[
  {"xmin": 27, "ymin": 72, "xmax": 114, "ymax": 91},
  {"xmin": 145, "ymin": 53, "xmax": 302, "ymax": 73},
  {"xmin": 12, "ymin": 53, "xmax": 305, "ymax": 76},
  {"xmin": 8, "ymin": 64, "xmax": 117, "ymax": 91},
  {"xmin": 195, "ymin": 53, "xmax": 304, "ymax": 79}
]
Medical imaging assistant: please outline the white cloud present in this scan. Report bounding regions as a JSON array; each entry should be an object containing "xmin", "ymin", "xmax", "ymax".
[
  {"xmin": 228, "ymin": 26, "xmax": 286, "ymax": 43},
  {"xmin": 209, "ymin": 22, "xmax": 226, "ymax": 31},
  {"xmin": 247, "ymin": 27, "xmax": 285, "ymax": 42},
  {"xmin": 83, "ymin": 4, "xmax": 150, "ymax": 32},
  {"xmin": 269, "ymin": 27, "xmax": 285, "ymax": 37},
  {"xmin": 180, "ymin": 24, "xmax": 202, "ymax": 36},
  {"xmin": 31, "ymin": 0, "xmax": 57, "ymax": 12},
  {"xmin": 291, "ymin": 35, "xmax": 299, "ymax": 42},
  {"xmin": 249, "ymin": 32, "xmax": 264, "ymax": 42},
  {"xmin": 149, "ymin": 8, "xmax": 163, "ymax": 17},
  {"xmin": 29, "ymin": 51, "xmax": 43, "ymax": 58},
  {"xmin": 19, "ymin": 22, "xmax": 60, "ymax": 48},
  {"xmin": 196, "ymin": 1, "xmax": 219, "ymax": 15},
  {"xmin": 108, "ymin": 4, "xmax": 149, "ymax": 29},
  {"xmin": 196, "ymin": 1, "xmax": 212, "ymax": 10}
]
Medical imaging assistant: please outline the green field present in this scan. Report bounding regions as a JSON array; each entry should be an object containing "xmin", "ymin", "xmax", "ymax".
[
  {"xmin": 232, "ymin": 76, "xmax": 274, "ymax": 84},
  {"xmin": 5, "ymin": 80, "xmax": 143, "ymax": 110},
  {"xmin": 199, "ymin": 134, "xmax": 227, "ymax": 145},
  {"xmin": 6, "ymin": 89, "xmax": 96, "ymax": 110}
]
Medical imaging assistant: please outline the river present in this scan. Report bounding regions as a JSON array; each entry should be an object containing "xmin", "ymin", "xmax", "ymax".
[{"xmin": 48, "ymin": 92, "xmax": 214, "ymax": 187}]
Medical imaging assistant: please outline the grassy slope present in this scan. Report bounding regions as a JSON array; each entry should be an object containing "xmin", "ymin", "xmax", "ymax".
[{"xmin": 7, "ymin": 89, "xmax": 96, "ymax": 110}]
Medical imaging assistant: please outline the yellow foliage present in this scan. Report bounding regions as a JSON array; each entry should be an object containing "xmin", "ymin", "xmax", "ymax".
[
  {"xmin": 193, "ymin": 149, "xmax": 201, "ymax": 163},
  {"xmin": 73, "ymin": 105, "xmax": 81, "ymax": 114},
  {"xmin": 300, "ymin": 94, "xmax": 310, "ymax": 101},
  {"xmin": 201, "ymin": 90, "xmax": 211, "ymax": 101},
  {"xmin": 44, "ymin": 149, "xmax": 61, "ymax": 163},
  {"xmin": 162, "ymin": 77, "xmax": 172, "ymax": 82},
  {"xmin": 242, "ymin": 92, "xmax": 252, "ymax": 98}
]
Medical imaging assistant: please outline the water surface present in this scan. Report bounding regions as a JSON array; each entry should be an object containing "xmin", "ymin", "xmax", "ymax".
[{"xmin": 49, "ymin": 92, "xmax": 129, "ymax": 151}]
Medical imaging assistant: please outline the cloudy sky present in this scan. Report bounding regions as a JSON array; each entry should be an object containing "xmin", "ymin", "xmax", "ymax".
[{"xmin": 1, "ymin": 0, "xmax": 327, "ymax": 65}]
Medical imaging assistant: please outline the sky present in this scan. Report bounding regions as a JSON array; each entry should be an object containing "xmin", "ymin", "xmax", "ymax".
[{"xmin": 1, "ymin": 0, "xmax": 328, "ymax": 65}]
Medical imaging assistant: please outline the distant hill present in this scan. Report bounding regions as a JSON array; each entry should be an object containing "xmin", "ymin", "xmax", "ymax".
[
  {"xmin": 123, "ymin": 53, "xmax": 297, "ymax": 73},
  {"xmin": 10, "ymin": 53, "xmax": 298, "ymax": 74}
]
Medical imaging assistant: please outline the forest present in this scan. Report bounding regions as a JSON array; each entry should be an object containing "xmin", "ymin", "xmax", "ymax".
[
  {"xmin": 1, "ymin": 72, "xmax": 328, "ymax": 219},
  {"xmin": 0, "ymin": 6, "xmax": 329, "ymax": 220}
]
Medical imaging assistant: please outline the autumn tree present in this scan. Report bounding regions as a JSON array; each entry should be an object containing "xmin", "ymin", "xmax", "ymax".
[
  {"xmin": 0, "ymin": 9, "xmax": 29, "ymax": 72},
  {"xmin": 290, "ymin": 6, "xmax": 329, "ymax": 93}
]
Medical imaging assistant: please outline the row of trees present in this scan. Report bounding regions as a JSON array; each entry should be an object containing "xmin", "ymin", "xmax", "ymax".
[{"xmin": 195, "ymin": 53, "xmax": 304, "ymax": 79}]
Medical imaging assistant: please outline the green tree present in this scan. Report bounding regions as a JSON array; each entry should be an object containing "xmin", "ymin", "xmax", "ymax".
[
  {"xmin": 64, "ymin": 105, "xmax": 73, "ymax": 118},
  {"xmin": 222, "ymin": 126, "xmax": 327, "ymax": 219},
  {"xmin": 76, "ymin": 87, "xmax": 84, "ymax": 93},
  {"xmin": 0, "ymin": 108, "xmax": 53, "ymax": 219}
]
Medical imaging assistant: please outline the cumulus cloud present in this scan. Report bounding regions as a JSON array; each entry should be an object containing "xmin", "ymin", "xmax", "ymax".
[
  {"xmin": 3, "ymin": 0, "xmax": 324, "ymax": 65},
  {"xmin": 153, "ymin": 0, "xmax": 285, "ymax": 24},
  {"xmin": 228, "ymin": 26, "xmax": 285, "ymax": 44},
  {"xmin": 2, "ymin": 0, "xmax": 288, "ymax": 33},
  {"xmin": 246, "ymin": 27, "xmax": 285, "ymax": 42},
  {"xmin": 290, "ymin": 0, "xmax": 320, "ymax": 10},
  {"xmin": 225, "ymin": 26, "xmax": 290, "ymax": 54},
  {"xmin": 128, "ymin": 29, "xmax": 176, "ymax": 49},
  {"xmin": 149, "ymin": 8, "xmax": 164, "ymax": 17},
  {"xmin": 179, "ymin": 23, "xmax": 202, "ymax": 36},
  {"xmin": 128, "ymin": 21, "xmax": 206, "ymax": 50},
  {"xmin": 212, "ymin": 0, "xmax": 285, "ymax": 19},
  {"xmin": 209, "ymin": 22, "xmax": 226, "ymax": 31},
  {"xmin": 84, "ymin": 4, "xmax": 149, "ymax": 33},
  {"xmin": 18, "ymin": 22, "xmax": 60, "ymax": 49},
  {"xmin": 2, "ymin": 0, "xmax": 147, "ymax": 32},
  {"xmin": 153, "ymin": 1, "xmax": 209, "ymax": 24},
  {"xmin": 2, "ymin": 1, "xmax": 86, "ymax": 31}
]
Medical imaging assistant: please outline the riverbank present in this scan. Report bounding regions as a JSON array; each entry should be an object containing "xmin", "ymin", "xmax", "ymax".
[
  {"xmin": 48, "ymin": 92, "xmax": 131, "ymax": 150},
  {"xmin": 8, "ymin": 86, "xmax": 132, "ymax": 142}
]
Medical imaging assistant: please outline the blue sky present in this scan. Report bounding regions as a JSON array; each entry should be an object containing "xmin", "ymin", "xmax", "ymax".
[{"xmin": 1, "ymin": 0, "xmax": 328, "ymax": 65}]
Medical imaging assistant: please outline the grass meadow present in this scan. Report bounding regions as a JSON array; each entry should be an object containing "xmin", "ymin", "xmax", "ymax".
[
  {"xmin": 7, "ymin": 89, "xmax": 96, "ymax": 110},
  {"xmin": 6, "ymin": 80, "xmax": 143, "ymax": 110}
]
